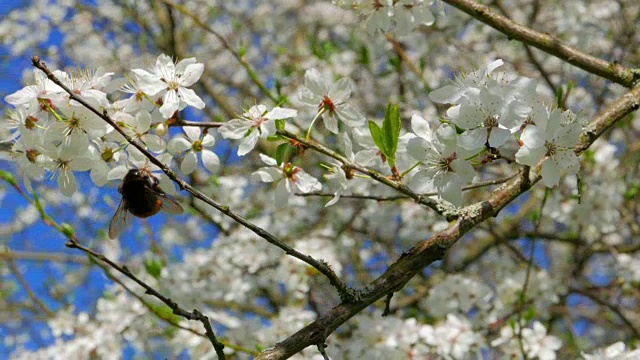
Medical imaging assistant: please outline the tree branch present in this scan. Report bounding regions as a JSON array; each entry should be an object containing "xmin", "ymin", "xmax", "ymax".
[{"xmin": 442, "ymin": 0, "xmax": 639, "ymax": 88}]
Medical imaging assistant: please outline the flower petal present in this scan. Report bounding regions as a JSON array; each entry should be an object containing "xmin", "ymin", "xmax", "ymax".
[
  {"xmin": 323, "ymin": 114, "xmax": 339, "ymax": 134},
  {"xmin": 252, "ymin": 167, "xmax": 281, "ymax": 182},
  {"xmin": 238, "ymin": 131, "xmax": 260, "ymax": 156},
  {"xmin": 458, "ymin": 128, "xmax": 486, "ymax": 151},
  {"xmin": 488, "ymin": 127, "xmax": 512, "ymax": 148},
  {"xmin": 328, "ymin": 78, "xmax": 353, "ymax": 103},
  {"xmin": 335, "ymin": 104, "xmax": 365, "ymax": 127},
  {"xmin": 304, "ymin": 68, "xmax": 329, "ymax": 96},
  {"xmin": 179, "ymin": 63, "xmax": 204, "ymax": 87},
  {"xmin": 168, "ymin": 137, "xmax": 192, "ymax": 154},
  {"xmin": 265, "ymin": 107, "xmax": 297, "ymax": 120},
  {"xmin": 219, "ymin": 119, "xmax": 252, "ymax": 139},
  {"xmin": 180, "ymin": 151, "xmax": 198, "ymax": 174},
  {"xmin": 160, "ymin": 90, "xmax": 179, "ymax": 118},
  {"xmin": 201, "ymin": 149, "xmax": 219, "ymax": 172},
  {"xmin": 541, "ymin": 159, "xmax": 560, "ymax": 187},
  {"xmin": 411, "ymin": 114, "xmax": 433, "ymax": 140}
]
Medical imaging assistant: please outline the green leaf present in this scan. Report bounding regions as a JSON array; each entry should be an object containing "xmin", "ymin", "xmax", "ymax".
[
  {"xmin": 266, "ymin": 135, "xmax": 281, "ymax": 142},
  {"xmin": 275, "ymin": 143, "xmax": 288, "ymax": 166},
  {"xmin": 524, "ymin": 306, "xmax": 537, "ymax": 323},
  {"xmin": 275, "ymin": 119, "xmax": 285, "ymax": 131},
  {"xmin": 389, "ymin": 56, "xmax": 401, "ymax": 70},
  {"xmin": 368, "ymin": 120, "xmax": 386, "ymax": 155},
  {"xmin": 145, "ymin": 258, "xmax": 164, "ymax": 279},
  {"xmin": 624, "ymin": 183, "xmax": 639, "ymax": 200},
  {"xmin": 358, "ymin": 45, "xmax": 370, "ymax": 65},
  {"xmin": 147, "ymin": 302, "xmax": 181, "ymax": 324},
  {"xmin": 383, "ymin": 103, "xmax": 401, "ymax": 166}
]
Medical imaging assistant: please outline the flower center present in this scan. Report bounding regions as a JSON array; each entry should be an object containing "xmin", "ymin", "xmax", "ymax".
[
  {"xmin": 283, "ymin": 162, "xmax": 301, "ymax": 182},
  {"xmin": 26, "ymin": 149, "xmax": 40, "ymax": 163},
  {"xmin": 484, "ymin": 115, "xmax": 499, "ymax": 128},
  {"xmin": 192, "ymin": 139, "xmax": 203, "ymax": 152},
  {"xmin": 319, "ymin": 95, "xmax": 337, "ymax": 116},
  {"xmin": 25, "ymin": 115, "xmax": 39, "ymax": 130},
  {"xmin": 545, "ymin": 141, "xmax": 557, "ymax": 156}
]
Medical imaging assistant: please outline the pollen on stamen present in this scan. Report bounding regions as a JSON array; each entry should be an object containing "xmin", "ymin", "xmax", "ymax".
[{"xmin": 318, "ymin": 95, "xmax": 337, "ymax": 115}]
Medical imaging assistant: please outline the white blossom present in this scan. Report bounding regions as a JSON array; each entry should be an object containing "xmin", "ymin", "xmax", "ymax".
[
  {"xmin": 295, "ymin": 68, "xmax": 365, "ymax": 134},
  {"xmin": 219, "ymin": 104, "xmax": 297, "ymax": 156},
  {"xmin": 132, "ymin": 54, "xmax": 205, "ymax": 119},
  {"xmin": 252, "ymin": 154, "xmax": 321, "ymax": 207},
  {"xmin": 167, "ymin": 126, "xmax": 219, "ymax": 174}
]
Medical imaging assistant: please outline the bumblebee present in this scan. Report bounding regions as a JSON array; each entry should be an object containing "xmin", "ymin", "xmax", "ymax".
[{"xmin": 109, "ymin": 167, "xmax": 183, "ymax": 239}]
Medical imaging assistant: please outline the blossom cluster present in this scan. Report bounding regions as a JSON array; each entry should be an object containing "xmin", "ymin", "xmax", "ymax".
[
  {"xmin": 334, "ymin": 0, "xmax": 436, "ymax": 36},
  {"xmin": 2, "ymin": 57, "xmax": 585, "ymax": 210},
  {"xmin": 2, "ymin": 55, "xmax": 218, "ymax": 196}
]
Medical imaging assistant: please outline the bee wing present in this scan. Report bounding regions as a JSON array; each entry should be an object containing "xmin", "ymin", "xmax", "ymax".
[
  {"xmin": 158, "ymin": 194, "xmax": 184, "ymax": 215},
  {"xmin": 109, "ymin": 199, "xmax": 131, "ymax": 239}
]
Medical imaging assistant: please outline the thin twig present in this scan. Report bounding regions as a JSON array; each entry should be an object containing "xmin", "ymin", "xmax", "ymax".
[
  {"xmin": 515, "ymin": 187, "xmax": 550, "ymax": 359},
  {"xmin": 0, "ymin": 249, "xmax": 89, "ymax": 264},
  {"xmin": 442, "ymin": 0, "xmax": 638, "ymax": 88},
  {"xmin": 297, "ymin": 175, "xmax": 516, "ymax": 201},
  {"xmin": 158, "ymin": 0, "xmax": 279, "ymax": 103},
  {"xmin": 6, "ymin": 254, "xmax": 55, "ymax": 317},
  {"xmin": 64, "ymin": 239, "xmax": 227, "ymax": 359},
  {"xmin": 170, "ymin": 120, "xmax": 224, "ymax": 128}
]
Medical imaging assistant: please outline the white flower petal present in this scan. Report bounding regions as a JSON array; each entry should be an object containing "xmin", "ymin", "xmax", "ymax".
[
  {"xmin": 520, "ymin": 125, "xmax": 545, "ymax": 149},
  {"xmin": 485, "ymin": 59, "xmax": 504, "ymax": 75},
  {"xmin": 458, "ymin": 128, "xmax": 487, "ymax": 151},
  {"xmin": 304, "ymin": 68, "xmax": 328, "ymax": 96},
  {"xmin": 167, "ymin": 137, "xmax": 192, "ymax": 154},
  {"xmin": 294, "ymin": 171, "xmax": 322, "ymax": 193},
  {"xmin": 183, "ymin": 126, "xmax": 201, "ymax": 141},
  {"xmin": 219, "ymin": 119, "xmax": 252, "ymax": 139},
  {"xmin": 541, "ymin": 159, "xmax": 561, "ymax": 187},
  {"xmin": 435, "ymin": 172, "xmax": 463, "ymax": 206},
  {"xmin": 143, "ymin": 134, "xmax": 166, "ymax": 153},
  {"xmin": 58, "ymin": 169, "xmax": 77, "ymax": 196},
  {"xmin": 450, "ymin": 159, "xmax": 475, "ymax": 183},
  {"xmin": 90, "ymin": 162, "xmax": 109, "ymax": 187},
  {"xmin": 201, "ymin": 149, "xmax": 219, "ymax": 172},
  {"xmin": 178, "ymin": 87, "xmax": 205, "ymax": 109},
  {"xmin": 554, "ymin": 150, "xmax": 579, "ymax": 174},
  {"xmin": 411, "ymin": 114, "xmax": 433, "ymax": 140},
  {"xmin": 160, "ymin": 90, "xmax": 179, "ymax": 118},
  {"xmin": 259, "ymin": 153, "xmax": 277, "ymax": 166},
  {"xmin": 238, "ymin": 131, "xmax": 260, "ymax": 156},
  {"xmin": 265, "ymin": 107, "xmax": 297, "ymax": 120},
  {"xmin": 354, "ymin": 149, "xmax": 380, "ymax": 165},
  {"xmin": 323, "ymin": 114, "xmax": 339, "ymax": 134},
  {"xmin": 515, "ymin": 145, "xmax": 546, "ymax": 167},
  {"xmin": 488, "ymin": 127, "xmax": 512, "ymax": 148},
  {"xmin": 328, "ymin": 78, "xmax": 353, "ymax": 103},
  {"xmin": 407, "ymin": 137, "xmax": 431, "ymax": 161},
  {"xmin": 252, "ymin": 167, "xmax": 282, "ymax": 182},
  {"xmin": 201, "ymin": 133, "xmax": 215, "ymax": 147},
  {"xmin": 179, "ymin": 63, "xmax": 204, "ymax": 87},
  {"xmin": 429, "ymin": 85, "xmax": 462, "ymax": 104},
  {"xmin": 181, "ymin": 151, "xmax": 198, "ymax": 174}
]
